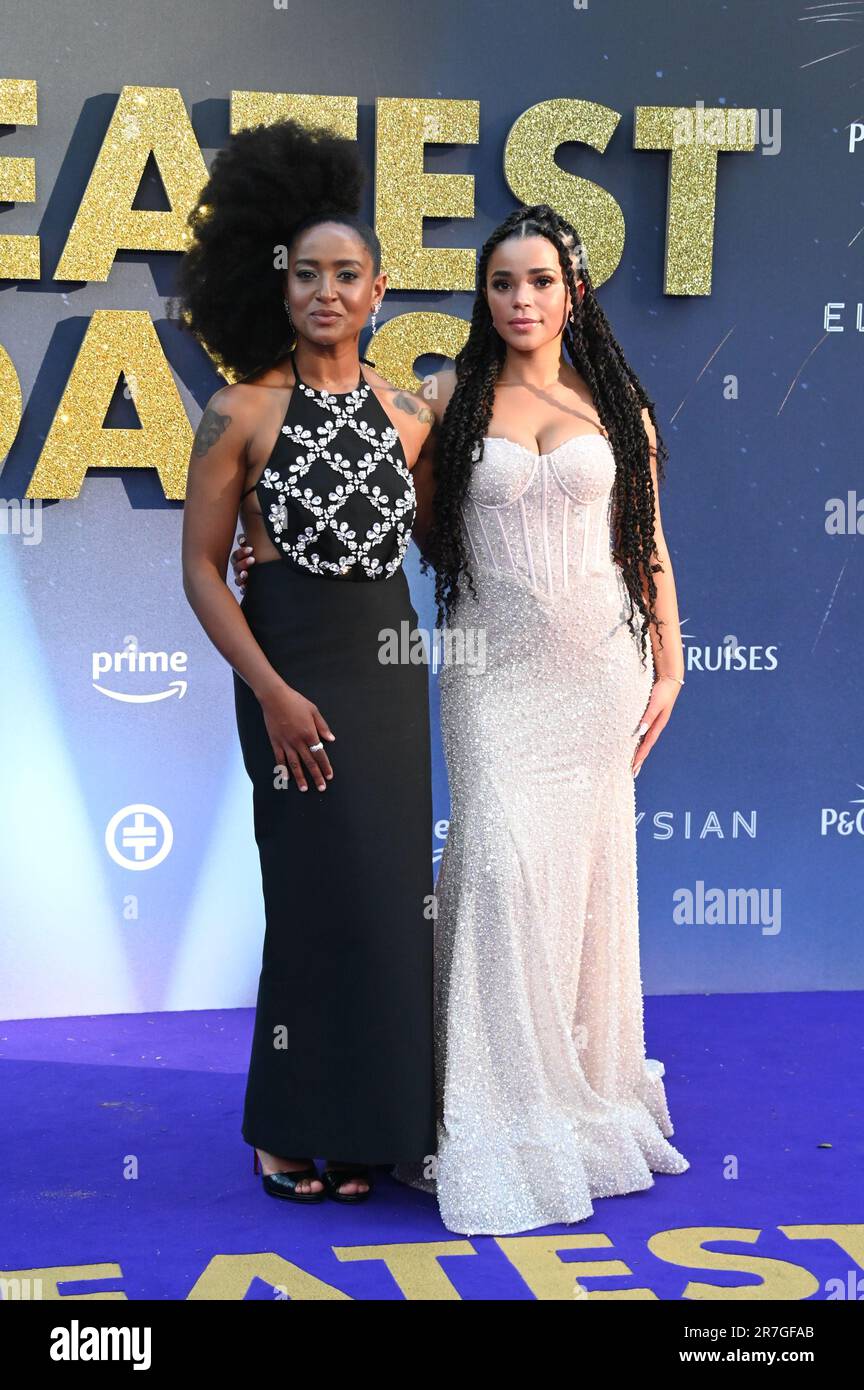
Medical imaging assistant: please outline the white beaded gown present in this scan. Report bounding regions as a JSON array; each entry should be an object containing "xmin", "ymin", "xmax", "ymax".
[{"xmin": 392, "ymin": 430, "xmax": 690, "ymax": 1235}]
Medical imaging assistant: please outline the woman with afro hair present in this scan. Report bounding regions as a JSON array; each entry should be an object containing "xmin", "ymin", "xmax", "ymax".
[{"xmin": 176, "ymin": 119, "xmax": 438, "ymax": 1204}]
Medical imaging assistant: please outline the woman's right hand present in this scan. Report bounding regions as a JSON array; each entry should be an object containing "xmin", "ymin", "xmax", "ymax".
[
  {"xmin": 259, "ymin": 681, "xmax": 336, "ymax": 792},
  {"xmin": 230, "ymin": 533, "xmax": 254, "ymax": 590}
]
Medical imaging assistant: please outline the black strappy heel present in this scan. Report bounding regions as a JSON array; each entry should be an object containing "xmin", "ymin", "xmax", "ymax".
[
  {"xmin": 322, "ymin": 1164, "xmax": 374, "ymax": 1204},
  {"xmin": 252, "ymin": 1147, "xmax": 325, "ymax": 1203}
]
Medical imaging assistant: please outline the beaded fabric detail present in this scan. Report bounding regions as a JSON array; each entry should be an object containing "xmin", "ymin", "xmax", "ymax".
[
  {"xmin": 257, "ymin": 373, "xmax": 415, "ymax": 580},
  {"xmin": 391, "ymin": 433, "xmax": 690, "ymax": 1235}
]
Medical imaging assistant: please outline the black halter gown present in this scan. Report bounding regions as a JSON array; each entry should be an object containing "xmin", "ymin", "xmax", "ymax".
[{"xmin": 234, "ymin": 351, "xmax": 436, "ymax": 1164}]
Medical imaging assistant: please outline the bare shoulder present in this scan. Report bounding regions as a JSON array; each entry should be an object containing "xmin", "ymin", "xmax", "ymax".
[
  {"xmin": 365, "ymin": 363, "xmax": 455, "ymax": 413},
  {"xmin": 361, "ymin": 367, "xmax": 432, "ymax": 422},
  {"xmin": 214, "ymin": 364, "xmax": 296, "ymax": 415},
  {"xmin": 191, "ymin": 382, "xmax": 259, "ymax": 460},
  {"xmin": 206, "ymin": 380, "xmax": 270, "ymax": 414}
]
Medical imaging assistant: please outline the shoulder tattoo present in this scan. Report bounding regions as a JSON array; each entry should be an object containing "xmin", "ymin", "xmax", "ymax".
[
  {"xmin": 193, "ymin": 405, "xmax": 231, "ymax": 458},
  {"xmin": 391, "ymin": 391, "xmax": 435, "ymax": 425}
]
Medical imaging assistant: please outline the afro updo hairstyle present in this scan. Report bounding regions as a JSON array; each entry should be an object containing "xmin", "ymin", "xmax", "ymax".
[{"xmin": 168, "ymin": 117, "xmax": 379, "ymax": 381}]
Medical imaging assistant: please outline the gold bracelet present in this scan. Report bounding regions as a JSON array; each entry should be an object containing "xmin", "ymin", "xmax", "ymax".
[{"xmin": 656, "ymin": 673, "xmax": 685, "ymax": 686}]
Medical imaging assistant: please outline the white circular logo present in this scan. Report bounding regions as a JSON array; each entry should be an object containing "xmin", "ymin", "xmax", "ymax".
[{"xmin": 105, "ymin": 804, "xmax": 174, "ymax": 870}]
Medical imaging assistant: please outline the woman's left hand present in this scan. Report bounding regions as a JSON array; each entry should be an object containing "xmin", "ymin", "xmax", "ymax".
[{"xmin": 631, "ymin": 675, "xmax": 683, "ymax": 777}]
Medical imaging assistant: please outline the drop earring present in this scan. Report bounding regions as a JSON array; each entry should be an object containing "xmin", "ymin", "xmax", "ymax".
[
  {"xmin": 370, "ymin": 301, "xmax": 379, "ymax": 334},
  {"xmin": 283, "ymin": 296, "xmax": 297, "ymax": 348}
]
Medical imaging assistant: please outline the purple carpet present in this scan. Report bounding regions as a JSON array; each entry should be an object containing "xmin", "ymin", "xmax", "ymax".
[{"xmin": 1, "ymin": 992, "xmax": 860, "ymax": 1301}]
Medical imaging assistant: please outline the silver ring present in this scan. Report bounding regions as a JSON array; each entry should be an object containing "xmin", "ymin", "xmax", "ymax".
[{"xmin": 308, "ymin": 741, "xmax": 324, "ymax": 753}]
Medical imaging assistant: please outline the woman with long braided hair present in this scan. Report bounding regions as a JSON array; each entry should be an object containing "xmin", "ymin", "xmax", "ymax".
[{"xmin": 391, "ymin": 202, "xmax": 691, "ymax": 1234}]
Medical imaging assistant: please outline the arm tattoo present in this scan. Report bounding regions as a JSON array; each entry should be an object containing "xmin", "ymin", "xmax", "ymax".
[
  {"xmin": 392, "ymin": 391, "xmax": 435, "ymax": 425},
  {"xmin": 193, "ymin": 405, "xmax": 231, "ymax": 458}
]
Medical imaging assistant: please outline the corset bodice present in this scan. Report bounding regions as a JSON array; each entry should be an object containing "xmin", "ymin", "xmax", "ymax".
[
  {"xmin": 460, "ymin": 433, "xmax": 618, "ymax": 596},
  {"xmin": 241, "ymin": 352, "xmax": 415, "ymax": 581}
]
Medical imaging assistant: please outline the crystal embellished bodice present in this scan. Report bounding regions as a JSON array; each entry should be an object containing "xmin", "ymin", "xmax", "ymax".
[
  {"xmin": 242, "ymin": 351, "xmax": 415, "ymax": 581},
  {"xmin": 459, "ymin": 433, "xmax": 618, "ymax": 596}
]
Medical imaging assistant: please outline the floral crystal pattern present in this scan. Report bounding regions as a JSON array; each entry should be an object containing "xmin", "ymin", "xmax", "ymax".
[{"xmin": 256, "ymin": 378, "xmax": 415, "ymax": 580}]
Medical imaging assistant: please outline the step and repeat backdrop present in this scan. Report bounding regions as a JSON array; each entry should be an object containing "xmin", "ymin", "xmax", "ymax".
[{"xmin": 1, "ymin": 0, "xmax": 861, "ymax": 1018}]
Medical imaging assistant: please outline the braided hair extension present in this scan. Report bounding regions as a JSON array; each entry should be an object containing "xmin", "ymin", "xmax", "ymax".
[
  {"xmin": 168, "ymin": 117, "xmax": 379, "ymax": 381},
  {"xmin": 421, "ymin": 203, "xmax": 670, "ymax": 669}
]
